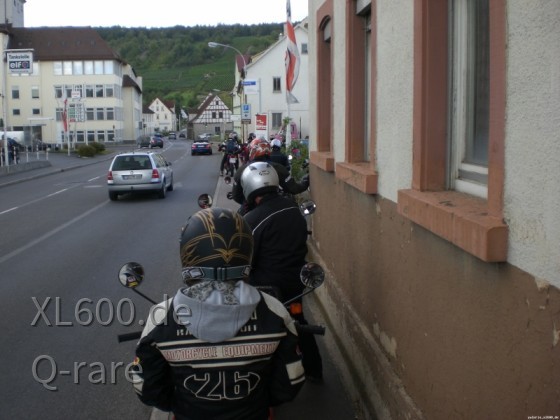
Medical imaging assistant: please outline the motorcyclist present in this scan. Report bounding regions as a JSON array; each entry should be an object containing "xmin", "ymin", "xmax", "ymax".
[
  {"xmin": 219, "ymin": 132, "xmax": 241, "ymax": 176},
  {"xmin": 231, "ymin": 137, "xmax": 309, "ymax": 214},
  {"xmin": 269, "ymin": 138, "xmax": 290, "ymax": 169},
  {"xmin": 131, "ymin": 207, "xmax": 305, "ymax": 419},
  {"xmin": 240, "ymin": 162, "xmax": 323, "ymax": 382}
]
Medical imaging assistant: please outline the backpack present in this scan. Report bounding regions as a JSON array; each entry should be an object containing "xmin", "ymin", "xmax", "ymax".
[{"xmin": 226, "ymin": 139, "xmax": 237, "ymax": 154}]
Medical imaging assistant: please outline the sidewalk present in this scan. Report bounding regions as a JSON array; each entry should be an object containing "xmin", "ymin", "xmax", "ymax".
[{"xmin": 0, "ymin": 147, "xmax": 122, "ymax": 188}]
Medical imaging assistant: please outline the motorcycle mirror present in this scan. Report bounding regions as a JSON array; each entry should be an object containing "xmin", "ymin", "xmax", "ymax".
[
  {"xmin": 197, "ymin": 193, "xmax": 213, "ymax": 209},
  {"xmin": 118, "ymin": 262, "xmax": 145, "ymax": 289},
  {"xmin": 224, "ymin": 176, "xmax": 232, "ymax": 185},
  {"xmin": 300, "ymin": 262, "xmax": 324, "ymax": 289},
  {"xmin": 300, "ymin": 200, "xmax": 317, "ymax": 216}
]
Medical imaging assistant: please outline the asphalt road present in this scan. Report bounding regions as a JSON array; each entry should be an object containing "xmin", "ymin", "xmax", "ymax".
[{"xmin": 0, "ymin": 141, "xmax": 358, "ymax": 419}]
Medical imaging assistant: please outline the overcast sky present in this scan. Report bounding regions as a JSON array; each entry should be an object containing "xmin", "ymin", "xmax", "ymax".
[{"xmin": 24, "ymin": 0, "xmax": 308, "ymax": 28}]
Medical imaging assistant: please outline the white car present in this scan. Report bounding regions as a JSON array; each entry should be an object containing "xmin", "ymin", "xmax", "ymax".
[
  {"xmin": 107, "ymin": 152, "xmax": 173, "ymax": 200},
  {"xmin": 197, "ymin": 133, "xmax": 213, "ymax": 141}
]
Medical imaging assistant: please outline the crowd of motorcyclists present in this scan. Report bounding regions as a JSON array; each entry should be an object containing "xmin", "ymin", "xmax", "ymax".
[{"xmin": 131, "ymin": 132, "xmax": 319, "ymax": 419}]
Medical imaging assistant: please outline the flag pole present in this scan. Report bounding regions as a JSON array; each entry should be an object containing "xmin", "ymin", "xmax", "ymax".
[{"xmin": 284, "ymin": 0, "xmax": 299, "ymax": 150}]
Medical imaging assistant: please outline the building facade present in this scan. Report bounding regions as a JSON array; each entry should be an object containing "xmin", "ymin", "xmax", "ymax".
[
  {"xmin": 147, "ymin": 98, "xmax": 176, "ymax": 133},
  {"xmin": 0, "ymin": 26, "xmax": 143, "ymax": 147},
  {"xmin": 243, "ymin": 21, "xmax": 309, "ymax": 141},
  {"xmin": 307, "ymin": 0, "xmax": 559, "ymax": 418},
  {"xmin": 190, "ymin": 92, "xmax": 233, "ymax": 140}
]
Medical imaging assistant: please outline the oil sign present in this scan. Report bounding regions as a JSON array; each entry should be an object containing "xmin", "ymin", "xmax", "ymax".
[{"xmin": 7, "ymin": 51, "xmax": 33, "ymax": 74}]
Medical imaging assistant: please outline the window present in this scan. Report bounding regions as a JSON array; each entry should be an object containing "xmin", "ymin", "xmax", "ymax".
[
  {"xmin": 63, "ymin": 61, "xmax": 72, "ymax": 75},
  {"xmin": 32, "ymin": 86, "xmax": 40, "ymax": 99},
  {"xmin": 85, "ymin": 85, "xmax": 94, "ymax": 98},
  {"xmin": 273, "ymin": 77, "xmax": 281, "ymax": 92},
  {"xmin": 334, "ymin": 0, "xmax": 377, "ymax": 194},
  {"xmin": 106, "ymin": 85, "xmax": 114, "ymax": 97},
  {"xmin": 86, "ymin": 108, "xmax": 94, "ymax": 121},
  {"xmin": 84, "ymin": 61, "xmax": 94, "ymax": 75},
  {"xmin": 54, "ymin": 86, "xmax": 63, "ymax": 99},
  {"xmin": 96, "ymin": 108, "xmax": 105, "ymax": 120},
  {"xmin": 32, "ymin": 108, "xmax": 41, "ymax": 115},
  {"xmin": 448, "ymin": 0, "xmax": 489, "ymax": 198},
  {"xmin": 311, "ymin": 0, "xmax": 335, "ymax": 173},
  {"xmin": 54, "ymin": 62, "xmax": 62, "ymax": 75},
  {"xmin": 106, "ymin": 108, "xmax": 114, "ymax": 120},
  {"xmin": 94, "ymin": 61, "xmax": 104, "ymax": 74},
  {"xmin": 212, "ymin": 112, "xmax": 216, "ymax": 119},
  {"xmin": 95, "ymin": 85, "xmax": 104, "ymax": 98},
  {"xmin": 12, "ymin": 86, "xmax": 19, "ymax": 99},
  {"xmin": 13, "ymin": 109, "xmax": 20, "ymax": 116},
  {"xmin": 73, "ymin": 61, "xmax": 83, "ymax": 75},
  {"xmin": 301, "ymin": 43, "xmax": 308, "ymax": 54},
  {"xmin": 271, "ymin": 112, "xmax": 283, "ymax": 129},
  {"xmin": 219, "ymin": 111, "xmax": 223, "ymax": 119},
  {"xmin": 397, "ymin": 0, "xmax": 507, "ymax": 262},
  {"xmin": 104, "ymin": 61, "xmax": 114, "ymax": 74}
]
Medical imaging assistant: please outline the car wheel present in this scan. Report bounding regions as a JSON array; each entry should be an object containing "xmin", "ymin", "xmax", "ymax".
[
  {"xmin": 167, "ymin": 175, "xmax": 174, "ymax": 191},
  {"xmin": 158, "ymin": 183, "xmax": 167, "ymax": 199},
  {"xmin": 109, "ymin": 191, "xmax": 119, "ymax": 201}
]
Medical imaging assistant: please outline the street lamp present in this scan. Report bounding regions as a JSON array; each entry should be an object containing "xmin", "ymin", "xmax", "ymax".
[{"xmin": 207, "ymin": 42, "xmax": 247, "ymax": 79}]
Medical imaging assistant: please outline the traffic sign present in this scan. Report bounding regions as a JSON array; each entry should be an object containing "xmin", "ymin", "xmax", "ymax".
[{"xmin": 7, "ymin": 51, "xmax": 33, "ymax": 74}]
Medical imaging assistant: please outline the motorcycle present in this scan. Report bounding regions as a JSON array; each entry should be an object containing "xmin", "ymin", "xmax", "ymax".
[{"xmin": 116, "ymin": 260, "xmax": 326, "ymax": 343}]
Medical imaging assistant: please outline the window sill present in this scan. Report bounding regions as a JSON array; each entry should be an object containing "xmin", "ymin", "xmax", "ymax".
[
  {"xmin": 310, "ymin": 151, "xmax": 335, "ymax": 172},
  {"xmin": 397, "ymin": 189, "xmax": 508, "ymax": 262},
  {"xmin": 335, "ymin": 162, "xmax": 378, "ymax": 194}
]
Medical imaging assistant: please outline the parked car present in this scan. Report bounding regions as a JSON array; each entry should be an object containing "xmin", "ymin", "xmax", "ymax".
[
  {"xmin": 107, "ymin": 151, "xmax": 173, "ymax": 200},
  {"xmin": 137, "ymin": 135, "xmax": 164, "ymax": 149},
  {"xmin": 191, "ymin": 140, "xmax": 213, "ymax": 155},
  {"xmin": 30, "ymin": 139, "xmax": 49, "ymax": 151},
  {"xmin": 179, "ymin": 132, "xmax": 186, "ymax": 139},
  {"xmin": 197, "ymin": 133, "xmax": 213, "ymax": 141},
  {"xmin": 168, "ymin": 132, "xmax": 177, "ymax": 140},
  {"xmin": 1, "ymin": 137, "xmax": 25, "ymax": 152}
]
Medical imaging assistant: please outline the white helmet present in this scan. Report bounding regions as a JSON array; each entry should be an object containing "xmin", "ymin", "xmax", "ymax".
[
  {"xmin": 271, "ymin": 139, "xmax": 282, "ymax": 149},
  {"xmin": 240, "ymin": 162, "xmax": 279, "ymax": 204}
]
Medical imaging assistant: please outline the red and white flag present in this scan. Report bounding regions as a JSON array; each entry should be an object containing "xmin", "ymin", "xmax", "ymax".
[{"xmin": 285, "ymin": 0, "xmax": 300, "ymax": 104}]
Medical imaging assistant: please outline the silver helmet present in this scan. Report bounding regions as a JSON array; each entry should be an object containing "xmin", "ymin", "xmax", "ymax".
[{"xmin": 240, "ymin": 161, "xmax": 279, "ymax": 204}]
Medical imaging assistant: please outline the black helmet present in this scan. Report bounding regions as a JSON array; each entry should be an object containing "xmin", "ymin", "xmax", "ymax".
[{"xmin": 180, "ymin": 208, "xmax": 253, "ymax": 282}]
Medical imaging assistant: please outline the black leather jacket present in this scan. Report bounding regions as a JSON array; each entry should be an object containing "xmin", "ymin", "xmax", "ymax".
[{"xmin": 244, "ymin": 193, "xmax": 309, "ymax": 301}]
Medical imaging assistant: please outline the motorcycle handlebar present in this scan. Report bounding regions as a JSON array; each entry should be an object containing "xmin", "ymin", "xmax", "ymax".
[
  {"xmin": 118, "ymin": 331, "xmax": 142, "ymax": 343},
  {"xmin": 295, "ymin": 323, "xmax": 326, "ymax": 336}
]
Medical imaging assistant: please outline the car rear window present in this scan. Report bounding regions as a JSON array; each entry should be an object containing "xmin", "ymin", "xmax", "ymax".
[{"xmin": 112, "ymin": 156, "xmax": 151, "ymax": 171}]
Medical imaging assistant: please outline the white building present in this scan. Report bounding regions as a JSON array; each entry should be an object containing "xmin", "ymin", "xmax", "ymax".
[
  {"xmin": 226, "ymin": 20, "xmax": 309, "ymax": 142},
  {"xmin": 146, "ymin": 98, "xmax": 176, "ymax": 133},
  {"xmin": 190, "ymin": 92, "xmax": 233, "ymax": 140},
  {"xmin": 0, "ymin": 26, "xmax": 143, "ymax": 147}
]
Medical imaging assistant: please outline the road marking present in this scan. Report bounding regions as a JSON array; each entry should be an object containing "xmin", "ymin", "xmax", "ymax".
[
  {"xmin": 88, "ymin": 176, "xmax": 100, "ymax": 182},
  {"xmin": 0, "ymin": 207, "xmax": 18, "ymax": 215},
  {"xmin": 0, "ymin": 200, "xmax": 109, "ymax": 264},
  {"xmin": 47, "ymin": 188, "xmax": 68, "ymax": 197}
]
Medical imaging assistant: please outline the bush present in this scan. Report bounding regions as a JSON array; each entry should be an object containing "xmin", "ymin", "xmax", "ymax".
[
  {"xmin": 287, "ymin": 140, "xmax": 309, "ymax": 182},
  {"xmin": 77, "ymin": 144, "xmax": 96, "ymax": 157},
  {"xmin": 89, "ymin": 142, "xmax": 106, "ymax": 153}
]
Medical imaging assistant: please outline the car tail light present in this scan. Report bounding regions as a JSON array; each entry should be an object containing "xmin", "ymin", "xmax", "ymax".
[
  {"xmin": 151, "ymin": 169, "xmax": 160, "ymax": 182},
  {"xmin": 107, "ymin": 171, "xmax": 114, "ymax": 183}
]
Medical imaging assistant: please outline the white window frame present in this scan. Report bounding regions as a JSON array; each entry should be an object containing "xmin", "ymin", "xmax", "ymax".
[{"xmin": 448, "ymin": 0, "xmax": 489, "ymax": 199}]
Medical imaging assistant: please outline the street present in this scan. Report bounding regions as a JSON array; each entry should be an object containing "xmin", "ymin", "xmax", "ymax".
[{"xmin": 0, "ymin": 140, "xmax": 357, "ymax": 419}]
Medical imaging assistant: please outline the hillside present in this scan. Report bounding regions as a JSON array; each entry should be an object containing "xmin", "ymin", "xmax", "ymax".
[{"xmin": 96, "ymin": 24, "xmax": 284, "ymax": 110}]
